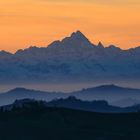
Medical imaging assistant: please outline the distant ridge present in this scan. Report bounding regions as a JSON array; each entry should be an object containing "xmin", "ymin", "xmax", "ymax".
[
  {"xmin": 90, "ymin": 84, "xmax": 139, "ymax": 91},
  {"xmin": 0, "ymin": 84, "xmax": 140, "ymax": 107},
  {"xmin": 91, "ymin": 84, "xmax": 124, "ymax": 90},
  {"xmin": 8, "ymin": 87, "xmax": 31, "ymax": 93},
  {"xmin": 80, "ymin": 84, "xmax": 140, "ymax": 93}
]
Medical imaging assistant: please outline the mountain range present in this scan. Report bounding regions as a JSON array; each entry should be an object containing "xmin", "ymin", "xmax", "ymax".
[
  {"xmin": 1, "ymin": 84, "xmax": 140, "ymax": 107},
  {"xmin": 1, "ymin": 31, "xmax": 140, "ymax": 84}
]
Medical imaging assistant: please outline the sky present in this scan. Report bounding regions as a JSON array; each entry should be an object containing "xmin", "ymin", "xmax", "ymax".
[{"xmin": 0, "ymin": 0, "xmax": 140, "ymax": 52}]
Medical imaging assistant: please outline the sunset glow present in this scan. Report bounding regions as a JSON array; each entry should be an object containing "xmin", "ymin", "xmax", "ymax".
[{"xmin": 1, "ymin": 0, "xmax": 140, "ymax": 52}]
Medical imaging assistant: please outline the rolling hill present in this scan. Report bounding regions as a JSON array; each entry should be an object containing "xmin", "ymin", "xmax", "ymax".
[
  {"xmin": 0, "ymin": 84, "xmax": 140, "ymax": 106},
  {"xmin": 0, "ymin": 100, "xmax": 140, "ymax": 140}
]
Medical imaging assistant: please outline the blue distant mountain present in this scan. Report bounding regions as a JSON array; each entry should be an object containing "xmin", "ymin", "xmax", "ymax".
[
  {"xmin": 0, "ymin": 84, "xmax": 140, "ymax": 106},
  {"xmin": 0, "ymin": 87, "xmax": 67, "ymax": 106},
  {"xmin": 0, "ymin": 31, "xmax": 140, "ymax": 83},
  {"xmin": 72, "ymin": 84, "xmax": 140, "ymax": 106}
]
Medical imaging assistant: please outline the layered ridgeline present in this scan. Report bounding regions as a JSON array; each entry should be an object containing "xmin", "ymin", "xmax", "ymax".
[
  {"xmin": 1, "ymin": 31, "xmax": 140, "ymax": 83},
  {"xmin": 1, "ymin": 85, "xmax": 140, "ymax": 107}
]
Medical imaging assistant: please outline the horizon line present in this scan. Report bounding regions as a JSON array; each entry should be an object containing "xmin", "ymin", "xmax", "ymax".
[{"xmin": 1, "ymin": 30, "xmax": 140, "ymax": 54}]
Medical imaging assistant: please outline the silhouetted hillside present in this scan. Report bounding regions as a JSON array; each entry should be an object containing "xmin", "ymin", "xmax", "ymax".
[
  {"xmin": 2, "ymin": 98, "xmax": 140, "ymax": 113},
  {"xmin": 47, "ymin": 96, "xmax": 140, "ymax": 113},
  {"xmin": 0, "ymin": 101, "xmax": 140, "ymax": 140}
]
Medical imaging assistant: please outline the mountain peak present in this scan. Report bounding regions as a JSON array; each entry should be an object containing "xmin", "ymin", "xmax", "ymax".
[
  {"xmin": 71, "ymin": 30, "xmax": 86, "ymax": 38},
  {"xmin": 97, "ymin": 42, "xmax": 104, "ymax": 48},
  {"xmin": 69, "ymin": 30, "xmax": 90, "ymax": 43},
  {"xmin": 60, "ymin": 30, "xmax": 94, "ymax": 49}
]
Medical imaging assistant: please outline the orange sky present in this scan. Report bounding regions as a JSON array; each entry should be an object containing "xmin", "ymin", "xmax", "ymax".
[{"xmin": 0, "ymin": 0, "xmax": 140, "ymax": 52}]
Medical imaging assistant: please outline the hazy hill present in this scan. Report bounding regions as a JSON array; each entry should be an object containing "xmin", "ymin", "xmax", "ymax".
[
  {"xmin": 0, "ymin": 84, "xmax": 140, "ymax": 106},
  {"xmin": 72, "ymin": 84, "xmax": 140, "ymax": 104},
  {"xmin": 0, "ymin": 88, "xmax": 67, "ymax": 106}
]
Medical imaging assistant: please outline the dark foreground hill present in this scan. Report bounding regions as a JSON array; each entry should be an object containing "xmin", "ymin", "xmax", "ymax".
[{"xmin": 0, "ymin": 101, "xmax": 140, "ymax": 140}]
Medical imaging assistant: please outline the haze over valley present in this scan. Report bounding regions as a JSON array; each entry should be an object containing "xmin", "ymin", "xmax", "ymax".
[{"xmin": 1, "ymin": 0, "xmax": 140, "ymax": 139}]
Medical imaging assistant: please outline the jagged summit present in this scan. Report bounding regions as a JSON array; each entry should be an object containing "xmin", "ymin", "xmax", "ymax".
[
  {"xmin": 1, "ymin": 30, "xmax": 140, "ymax": 54},
  {"xmin": 70, "ymin": 30, "xmax": 88, "ymax": 39},
  {"xmin": 61, "ymin": 30, "xmax": 94, "ymax": 48},
  {"xmin": 97, "ymin": 42, "xmax": 104, "ymax": 48},
  {"xmin": 48, "ymin": 30, "xmax": 94, "ymax": 49}
]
